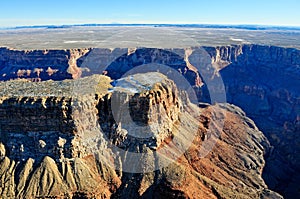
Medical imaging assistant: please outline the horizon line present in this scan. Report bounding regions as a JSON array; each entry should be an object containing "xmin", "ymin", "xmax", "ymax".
[
  {"xmin": 1, "ymin": 23, "xmax": 300, "ymax": 30},
  {"xmin": 0, "ymin": 22, "xmax": 300, "ymax": 28}
]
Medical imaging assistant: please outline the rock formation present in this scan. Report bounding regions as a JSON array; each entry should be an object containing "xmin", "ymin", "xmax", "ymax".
[{"xmin": 0, "ymin": 72, "xmax": 282, "ymax": 198}]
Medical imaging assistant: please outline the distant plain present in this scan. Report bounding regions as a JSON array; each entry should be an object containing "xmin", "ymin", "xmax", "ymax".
[{"xmin": 0, "ymin": 26, "xmax": 300, "ymax": 49}]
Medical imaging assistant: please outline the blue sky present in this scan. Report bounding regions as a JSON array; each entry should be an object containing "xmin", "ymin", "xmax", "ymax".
[{"xmin": 0, "ymin": 0, "xmax": 299, "ymax": 27}]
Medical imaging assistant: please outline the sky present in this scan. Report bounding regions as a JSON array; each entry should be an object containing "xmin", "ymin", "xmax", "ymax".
[{"xmin": 0, "ymin": 0, "xmax": 299, "ymax": 27}]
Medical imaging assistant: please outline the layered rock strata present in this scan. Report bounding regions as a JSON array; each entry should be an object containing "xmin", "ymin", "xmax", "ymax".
[{"xmin": 0, "ymin": 73, "xmax": 282, "ymax": 198}]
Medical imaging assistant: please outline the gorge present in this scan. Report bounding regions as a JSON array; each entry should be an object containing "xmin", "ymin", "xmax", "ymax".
[{"xmin": 0, "ymin": 44, "xmax": 299, "ymax": 198}]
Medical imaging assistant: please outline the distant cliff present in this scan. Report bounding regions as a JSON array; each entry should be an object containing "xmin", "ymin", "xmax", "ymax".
[
  {"xmin": 0, "ymin": 47, "xmax": 89, "ymax": 81},
  {"xmin": 204, "ymin": 45, "xmax": 300, "ymax": 198}
]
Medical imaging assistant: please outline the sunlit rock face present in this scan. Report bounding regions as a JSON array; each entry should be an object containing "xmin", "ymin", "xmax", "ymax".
[{"xmin": 0, "ymin": 71, "xmax": 282, "ymax": 198}]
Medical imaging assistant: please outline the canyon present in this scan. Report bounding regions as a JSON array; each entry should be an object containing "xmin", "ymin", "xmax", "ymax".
[{"xmin": 0, "ymin": 44, "xmax": 299, "ymax": 198}]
